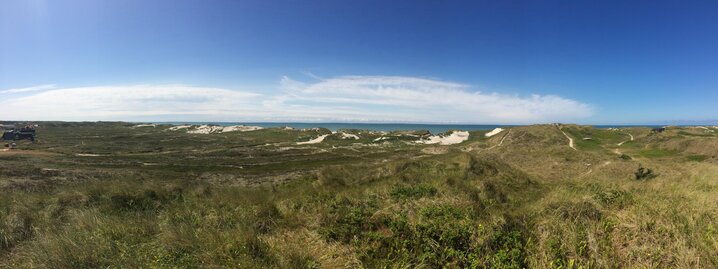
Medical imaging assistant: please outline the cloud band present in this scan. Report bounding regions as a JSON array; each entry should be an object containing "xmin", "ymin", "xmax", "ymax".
[{"xmin": 2, "ymin": 76, "xmax": 593, "ymax": 123}]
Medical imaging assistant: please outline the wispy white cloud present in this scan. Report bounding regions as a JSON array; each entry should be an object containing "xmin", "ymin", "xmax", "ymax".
[
  {"xmin": 273, "ymin": 76, "xmax": 593, "ymax": 123},
  {"xmin": 2, "ymin": 76, "xmax": 594, "ymax": 123},
  {"xmin": 0, "ymin": 84, "xmax": 56, "ymax": 94},
  {"xmin": 4, "ymin": 85, "xmax": 263, "ymax": 121}
]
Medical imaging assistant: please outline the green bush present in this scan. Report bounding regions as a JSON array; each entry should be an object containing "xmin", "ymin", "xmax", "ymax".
[
  {"xmin": 488, "ymin": 230, "xmax": 527, "ymax": 269},
  {"xmin": 320, "ymin": 198, "xmax": 377, "ymax": 243},
  {"xmin": 634, "ymin": 165, "xmax": 656, "ymax": 180},
  {"xmin": 420, "ymin": 204, "xmax": 465, "ymax": 220},
  {"xmin": 362, "ymin": 205, "xmax": 479, "ymax": 268},
  {"xmin": 595, "ymin": 189, "xmax": 633, "ymax": 209}
]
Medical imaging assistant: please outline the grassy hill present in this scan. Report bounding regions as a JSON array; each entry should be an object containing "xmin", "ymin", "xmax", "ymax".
[{"xmin": 1, "ymin": 123, "xmax": 717, "ymax": 268}]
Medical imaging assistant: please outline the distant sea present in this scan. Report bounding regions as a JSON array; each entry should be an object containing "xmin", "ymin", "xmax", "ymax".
[{"xmin": 157, "ymin": 122, "xmax": 665, "ymax": 134}]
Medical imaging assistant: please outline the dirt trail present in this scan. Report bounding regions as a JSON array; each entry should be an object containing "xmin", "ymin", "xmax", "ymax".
[
  {"xmin": 614, "ymin": 132, "xmax": 635, "ymax": 155},
  {"xmin": 497, "ymin": 130, "xmax": 510, "ymax": 147},
  {"xmin": 483, "ymin": 130, "xmax": 511, "ymax": 151},
  {"xmin": 617, "ymin": 133, "xmax": 634, "ymax": 146},
  {"xmin": 557, "ymin": 126, "xmax": 576, "ymax": 150}
]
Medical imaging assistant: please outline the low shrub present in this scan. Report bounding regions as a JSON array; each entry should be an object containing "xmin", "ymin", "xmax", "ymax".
[
  {"xmin": 488, "ymin": 229, "xmax": 528, "ymax": 269},
  {"xmin": 634, "ymin": 165, "xmax": 656, "ymax": 180},
  {"xmin": 390, "ymin": 184, "xmax": 437, "ymax": 200},
  {"xmin": 0, "ymin": 212, "xmax": 34, "ymax": 251},
  {"xmin": 594, "ymin": 189, "xmax": 633, "ymax": 209},
  {"xmin": 319, "ymin": 198, "xmax": 377, "ymax": 243},
  {"xmin": 363, "ymin": 205, "xmax": 478, "ymax": 268},
  {"xmin": 254, "ymin": 203, "xmax": 282, "ymax": 234}
]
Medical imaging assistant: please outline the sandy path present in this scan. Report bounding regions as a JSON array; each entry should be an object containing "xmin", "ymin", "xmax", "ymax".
[
  {"xmin": 296, "ymin": 134, "xmax": 330, "ymax": 145},
  {"xmin": 482, "ymin": 130, "xmax": 511, "ymax": 151},
  {"xmin": 497, "ymin": 130, "xmax": 510, "ymax": 146},
  {"xmin": 557, "ymin": 127, "xmax": 576, "ymax": 150},
  {"xmin": 617, "ymin": 133, "xmax": 634, "ymax": 146}
]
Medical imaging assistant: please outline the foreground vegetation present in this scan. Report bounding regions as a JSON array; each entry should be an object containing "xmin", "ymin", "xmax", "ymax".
[{"xmin": 1, "ymin": 122, "xmax": 717, "ymax": 268}]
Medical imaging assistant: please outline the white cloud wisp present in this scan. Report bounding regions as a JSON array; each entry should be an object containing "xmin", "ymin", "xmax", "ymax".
[
  {"xmin": 273, "ymin": 76, "xmax": 593, "ymax": 123},
  {"xmin": 2, "ymin": 76, "xmax": 593, "ymax": 123},
  {"xmin": 0, "ymin": 84, "xmax": 56, "ymax": 94},
  {"xmin": 3, "ymin": 85, "xmax": 263, "ymax": 121}
]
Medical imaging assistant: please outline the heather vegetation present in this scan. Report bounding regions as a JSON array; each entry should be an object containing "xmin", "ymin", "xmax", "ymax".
[{"xmin": 1, "ymin": 122, "xmax": 717, "ymax": 268}]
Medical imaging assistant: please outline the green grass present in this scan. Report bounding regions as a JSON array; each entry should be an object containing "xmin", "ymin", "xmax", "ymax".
[
  {"xmin": 686, "ymin": 155, "xmax": 709, "ymax": 162},
  {"xmin": 638, "ymin": 148, "xmax": 678, "ymax": 158},
  {"xmin": 563, "ymin": 126, "xmax": 628, "ymax": 151}
]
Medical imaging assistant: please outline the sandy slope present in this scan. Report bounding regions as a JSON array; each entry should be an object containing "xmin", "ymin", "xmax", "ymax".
[
  {"xmin": 297, "ymin": 134, "xmax": 330, "ymax": 145},
  {"xmin": 417, "ymin": 131, "xmax": 470, "ymax": 145},
  {"xmin": 485, "ymin": 128, "xmax": 504, "ymax": 137}
]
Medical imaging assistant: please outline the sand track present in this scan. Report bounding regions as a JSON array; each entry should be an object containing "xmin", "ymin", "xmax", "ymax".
[
  {"xmin": 557, "ymin": 126, "xmax": 576, "ymax": 150},
  {"xmin": 617, "ymin": 133, "xmax": 634, "ymax": 146}
]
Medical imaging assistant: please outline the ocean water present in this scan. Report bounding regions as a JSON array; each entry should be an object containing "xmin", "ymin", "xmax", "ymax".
[{"xmin": 158, "ymin": 122, "xmax": 665, "ymax": 134}]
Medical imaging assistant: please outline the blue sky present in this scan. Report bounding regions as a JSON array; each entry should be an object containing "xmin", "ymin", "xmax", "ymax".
[{"xmin": 1, "ymin": 0, "xmax": 716, "ymax": 124}]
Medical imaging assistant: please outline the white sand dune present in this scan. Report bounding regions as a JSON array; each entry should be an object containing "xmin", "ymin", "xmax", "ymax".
[
  {"xmin": 133, "ymin": 124, "xmax": 158, "ymax": 128},
  {"xmin": 485, "ymin": 128, "xmax": 504, "ymax": 137},
  {"xmin": 690, "ymin": 126, "xmax": 714, "ymax": 132},
  {"xmin": 185, "ymin": 125, "xmax": 263, "ymax": 134},
  {"xmin": 76, "ymin": 153, "xmax": 102, "ymax": 157},
  {"xmin": 297, "ymin": 134, "xmax": 330, "ymax": 145},
  {"xmin": 168, "ymin": 125, "xmax": 191, "ymax": 131},
  {"xmin": 340, "ymin": 132, "xmax": 360, "ymax": 139},
  {"xmin": 418, "ymin": 131, "xmax": 470, "ymax": 145},
  {"xmin": 301, "ymin": 128, "xmax": 323, "ymax": 131},
  {"xmin": 187, "ymin": 125, "xmax": 224, "ymax": 134},
  {"xmin": 221, "ymin": 125, "xmax": 263, "ymax": 133}
]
